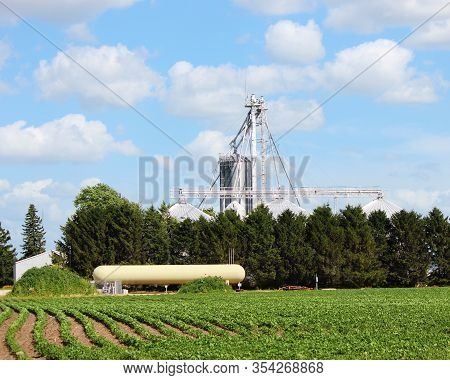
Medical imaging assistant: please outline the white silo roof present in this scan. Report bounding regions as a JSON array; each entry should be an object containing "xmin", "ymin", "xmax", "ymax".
[
  {"xmin": 225, "ymin": 200, "xmax": 246, "ymax": 218},
  {"xmin": 266, "ymin": 198, "xmax": 308, "ymax": 219},
  {"xmin": 362, "ymin": 198, "xmax": 401, "ymax": 218},
  {"xmin": 169, "ymin": 202, "xmax": 213, "ymax": 222}
]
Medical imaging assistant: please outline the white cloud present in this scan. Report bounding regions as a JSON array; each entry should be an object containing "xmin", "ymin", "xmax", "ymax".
[
  {"xmin": 265, "ymin": 20, "xmax": 325, "ymax": 64},
  {"xmin": 0, "ymin": 179, "xmax": 10, "ymax": 192},
  {"xmin": 324, "ymin": 0, "xmax": 450, "ymax": 33},
  {"xmin": 323, "ymin": 1, "xmax": 450, "ymax": 50},
  {"xmin": 407, "ymin": 19, "xmax": 450, "ymax": 50},
  {"xmin": 165, "ymin": 39, "xmax": 435, "ymax": 126},
  {"xmin": 0, "ymin": 114, "xmax": 140, "ymax": 162},
  {"xmin": 322, "ymin": 39, "xmax": 437, "ymax": 103},
  {"xmin": 380, "ymin": 77, "xmax": 437, "ymax": 103},
  {"xmin": 0, "ymin": 0, "xmax": 137, "ymax": 25},
  {"xmin": 234, "ymin": 0, "xmax": 316, "ymax": 15},
  {"xmin": 165, "ymin": 60, "xmax": 320, "ymax": 125},
  {"xmin": 0, "ymin": 177, "xmax": 103, "ymax": 251},
  {"xmin": 395, "ymin": 189, "xmax": 450, "ymax": 212},
  {"xmin": 66, "ymin": 22, "xmax": 96, "ymax": 42},
  {"xmin": 80, "ymin": 177, "xmax": 102, "ymax": 188},
  {"xmin": 267, "ymin": 98, "xmax": 324, "ymax": 132},
  {"xmin": 186, "ymin": 130, "xmax": 231, "ymax": 157},
  {"xmin": 4, "ymin": 179, "xmax": 54, "ymax": 203},
  {"xmin": 35, "ymin": 44, "xmax": 164, "ymax": 107},
  {"xmin": 165, "ymin": 61, "xmax": 245, "ymax": 122}
]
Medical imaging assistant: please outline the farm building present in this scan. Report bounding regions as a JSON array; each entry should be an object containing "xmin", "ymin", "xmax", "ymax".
[{"xmin": 13, "ymin": 251, "xmax": 56, "ymax": 282}]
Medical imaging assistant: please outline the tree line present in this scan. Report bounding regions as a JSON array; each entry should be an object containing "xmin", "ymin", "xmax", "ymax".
[{"xmin": 52, "ymin": 184, "xmax": 449, "ymax": 289}]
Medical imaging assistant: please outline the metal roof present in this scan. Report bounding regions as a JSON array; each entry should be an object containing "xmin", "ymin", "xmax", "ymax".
[
  {"xmin": 225, "ymin": 200, "xmax": 246, "ymax": 218},
  {"xmin": 266, "ymin": 198, "xmax": 308, "ymax": 219},
  {"xmin": 362, "ymin": 198, "xmax": 401, "ymax": 218},
  {"xmin": 169, "ymin": 202, "xmax": 213, "ymax": 222}
]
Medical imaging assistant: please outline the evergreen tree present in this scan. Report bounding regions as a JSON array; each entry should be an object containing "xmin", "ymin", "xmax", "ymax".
[
  {"xmin": 306, "ymin": 205, "xmax": 344, "ymax": 288},
  {"xmin": 57, "ymin": 185, "xmax": 145, "ymax": 276},
  {"xmin": 0, "ymin": 222, "xmax": 16, "ymax": 286},
  {"xmin": 387, "ymin": 210, "xmax": 428, "ymax": 287},
  {"xmin": 57, "ymin": 206, "xmax": 108, "ymax": 277},
  {"xmin": 108, "ymin": 201, "xmax": 144, "ymax": 265},
  {"xmin": 424, "ymin": 208, "xmax": 449, "ymax": 285},
  {"xmin": 196, "ymin": 216, "xmax": 221, "ymax": 264},
  {"xmin": 142, "ymin": 206, "xmax": 170, "ymax": 264},
  {"xmin": 241, "ymin": 205, "xmax": 280, "ymax": 288},
  {"xmin": 21, "ymin": 204, "xmax": 46, "ymax": 259},
  {"xmin": 169, "ymin": 218, "xmax": 199, "ymax": 264},
  {"xmin": 368, "ymin": 210, "xmax": 391, "ymax": 286},
  {"xmin": 211, "ymin": 210, "xmax": 245, "ymax": 265},
  {"xmin": 274, "ymin": 210, "xmax": 314, "ymax": 286},
  {"xmin": 339, "ymin": 206, "xmax": 384, "ymax": 287}
]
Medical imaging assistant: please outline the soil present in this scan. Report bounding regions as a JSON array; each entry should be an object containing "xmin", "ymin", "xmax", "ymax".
[
  {"xmin": 187, "ymin": 324, "xmax": 210, "ymax": 336},
  {"xmin": 67, "ymin": 316, "xmax": 94, "ymax": 347},
  {"xmin": 115, "ymin": 320, "xmax": 142, "ymax": 340},
  {"xmin": 211, "ymin": 323, "xmax": 238, "ymax": 336},
  {"xmin": 44, "ymin": 315, "xmax": 64, "ymax": 347},
  {"xmin": 0, "ymin": 312, "xmax": 17, "ymax": 360},
  {"xmin": 89, "ymin": 318, "xmax": 126, "ymax": 347},
  {"xmin": 162, "ymin": 322, "xmax": 194, "ymax": 338},
  {"xmin": 15, "ymin": 313, "xmax": 41, "ymax": 359},
  {"xmin": 140, "ymin": 322, "xmax": 164, "ymax": 337}
]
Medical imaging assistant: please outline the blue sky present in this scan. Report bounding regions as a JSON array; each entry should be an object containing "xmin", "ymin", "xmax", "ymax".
[{"xmin": 0, "ymin": 0, "xmax": 449, "ymax": 253}]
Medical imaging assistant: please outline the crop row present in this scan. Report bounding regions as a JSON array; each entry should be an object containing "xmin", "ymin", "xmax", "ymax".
[{"xmin": 1, "ymin": 288, "xmax": 449, "ymax": 359}]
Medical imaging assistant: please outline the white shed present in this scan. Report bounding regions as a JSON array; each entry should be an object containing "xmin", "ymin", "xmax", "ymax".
[{"xmin": 13, "ymin": 251, "xmax": 53, "ymax": 283}]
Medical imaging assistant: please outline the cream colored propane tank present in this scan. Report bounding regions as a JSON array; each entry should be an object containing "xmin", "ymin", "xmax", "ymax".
[{"xmin": 92, "ymin": 264, "xmax": 245, "ymax": 285}]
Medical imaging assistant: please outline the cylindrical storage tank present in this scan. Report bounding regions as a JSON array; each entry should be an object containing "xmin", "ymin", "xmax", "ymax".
[{"xmin": 93, "ymin": 264, "xmax": 245, "ymax": 285}]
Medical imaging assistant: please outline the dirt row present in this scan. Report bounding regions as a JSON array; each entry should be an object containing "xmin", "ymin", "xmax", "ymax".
[{"xmin": 0, "ymin": 309, "xmax": 238, "ymax": 360}]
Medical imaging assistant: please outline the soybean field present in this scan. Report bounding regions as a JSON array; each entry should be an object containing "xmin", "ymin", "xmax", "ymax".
[{"xmin": 0, "ymin": 288, "xmax": 449, "ymax": 360}]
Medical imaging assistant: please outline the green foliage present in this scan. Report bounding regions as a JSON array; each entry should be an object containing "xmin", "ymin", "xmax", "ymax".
[
  {"xmin": 178, "ymin": 276, "xmax": 233, "ymax": 294},
  {"xmin": 142, "ymin": 206, "xmax": 170, "ymax": 264},
  {"xmin": 274, "ymin": 210, "xmax": 313, "ymax": 286},
  {"xmin": 424, "ymin": 208, "xmax": 450, "ymax": 285},
  {"xmin": 387, "ymin": 210, "xmax": 429, "ymax": 287},
  {"xmin": 306, "ymin": 205, "xmax": 344, "ymax": 287},
  {"xmin": 57, "ymin": 185, "xmax": 144, "ymax": 276},
  {"xmin": 211, "ymin": 210, "xmax": 245, "ymax": 265},
  {"xmin": 368, "ymin": 210, "xmax": 391, "ymax": 286},
  {"xmin": 339, "ymin": 206, "xmax": 385, "ymax": 287},
  {"xmin": 5, "ymin": 307, "xmax": 29, "ymax": 359},
  {"xmin": 0, "ymin": 288, "xmax": 449, "ymax": 359},
  {"xmin": 0, "ymin": 222, "xmax": 16, "ymax": 286},
  {"xmin": 55, "ymin": 181, "xmax": 448, "ymax": 290},
  {"xmin": 241, "ymin": 205, "xmax": 280, "ymax": 288},
  {"xmin": 21, "ymin": 204, "xmax": 46, "ymax": 259},
  {"xmin": 169, "ymin": 218, "xmax": 200, "ymax": 264},
  {"xmin": 10, "ymin": 266, "xmax": 95, "ymax": 297},
  {"xmin": 74, "ymin": 183, "xmax": 125, "ymax": 210}
]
